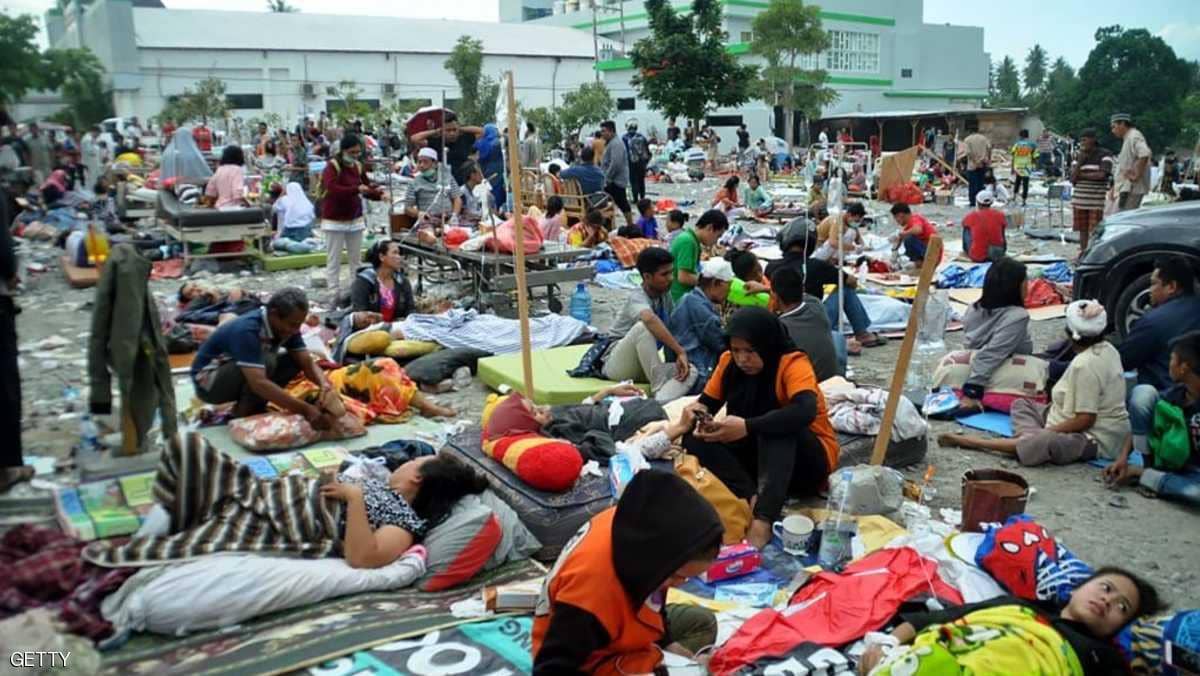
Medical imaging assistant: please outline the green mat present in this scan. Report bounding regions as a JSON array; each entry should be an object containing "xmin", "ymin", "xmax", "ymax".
[
  {"xmin": 260, "ymin": 251, "xmax": 329, "ymax": 271},
  {"xmin": 101, "ymin": 558, "xmax": 544, "ymax": 676},
  {"xmin": 477, "ymin": 344, "xmax": 648, "ymax": 405}
]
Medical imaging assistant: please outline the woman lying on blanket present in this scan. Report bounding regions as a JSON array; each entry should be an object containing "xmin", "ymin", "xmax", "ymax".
[
  {"xmin": 857, "ymin": 566, "xmax": 1161, "ymax": 676},
  {"xmin": 85, "ymin": 433, "xmax": 488, "ymax": 570},
  {"xmin": 939, "ymin": 300, "xmax": 1130, "ymax": 467}
]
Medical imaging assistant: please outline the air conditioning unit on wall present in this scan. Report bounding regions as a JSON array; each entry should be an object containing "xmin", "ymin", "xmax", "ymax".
[
  {"xmin": 301, "ymin": 83, "xmax": 315, "ymax": 98},
  {"xmin": 383, "ymin": 83, "xmax": 396, "ymax": 97}
]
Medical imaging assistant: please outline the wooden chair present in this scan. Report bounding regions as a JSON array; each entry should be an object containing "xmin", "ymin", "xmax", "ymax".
[
  {"xmin": 559, "ymin": 178, "xmax": 615, "ymax": 226},
  {"xmin": 520, "ymin": 169, "xmax": 545, "ymax": 211}
]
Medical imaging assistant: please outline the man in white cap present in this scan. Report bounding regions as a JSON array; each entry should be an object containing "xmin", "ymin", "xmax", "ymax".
[
  {"xmin": 404, "ymin": 146, "xmax": 461, "ymax": 225},
  {"xmin": 940, "ymin": 299, "xmax": 1130, "ymax": 467},
  {"xmin": 1110, "ymin": 113, "xmax": 1152, "ymax": 211},
  {"xmin": 666, "ymin": 258, "xmax": 733, "ymax": 384},
  {"xmin": 961, "ymin": 189, "xmax": 1007, "ymax": 263}
]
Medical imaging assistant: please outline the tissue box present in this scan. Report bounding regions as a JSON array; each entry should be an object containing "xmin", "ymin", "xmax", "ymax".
[{"xmin": 701, "ymin": 543, "xmax": 762, "ymax": 583}]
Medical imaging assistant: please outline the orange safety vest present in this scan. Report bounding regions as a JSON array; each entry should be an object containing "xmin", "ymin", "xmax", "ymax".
[{"xmin": 532, "ymin": 508, "xmax": 665, "ymax": 675}]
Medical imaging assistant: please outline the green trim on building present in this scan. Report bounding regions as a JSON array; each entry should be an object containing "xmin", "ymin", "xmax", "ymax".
[
  {"xmin": 595, "ymin": 57, "xmax": 634, "ymax": 71},
  {"xmin": 572, "ymin": 0, "xmax": 894, "ymax": 30},
  {"xmin": 883, "ymin": 90, "xmax": 987, "ymax": 99},
  {"xmin": 828, "ymin": 76, "xmax": 893, "ymax": 86},
  {"xmin": 727, "ymin": 42, "xmax": 750, "ymax": 55}
]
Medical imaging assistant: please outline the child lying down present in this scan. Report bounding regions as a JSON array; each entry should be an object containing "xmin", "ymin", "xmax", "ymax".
[{"xmin": 857, "ymin": 566, "xmax": 1161, "ymax": 676}]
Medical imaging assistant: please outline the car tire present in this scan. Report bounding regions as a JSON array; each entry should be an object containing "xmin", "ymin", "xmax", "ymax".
[{"xmin": 1114, "ymin": 271, "xmax": 1153, "ymax": 338}]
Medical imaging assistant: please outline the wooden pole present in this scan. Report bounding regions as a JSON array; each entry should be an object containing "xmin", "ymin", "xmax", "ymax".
[
  {"xmin": 504, "ymin": 72, "xmax": 536, "ymax": 398},
  {"xmin": 870, "ymin": 235, "xmax": 943, "ymax": 466},
  {"xmin": 922, "ymin": 146, "xmax": 966, "ymax": 185}
]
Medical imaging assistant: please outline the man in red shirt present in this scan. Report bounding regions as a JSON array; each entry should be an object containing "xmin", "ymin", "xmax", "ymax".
[
  {"xmin": 192, "ymin": 124, "xmax": 213, "ymax": 153},
  {"xmin": 961, "ymin": 189, "xmax": 1007, "ymax": 262},
  {"xmin": 890, "ymin": 203, "xmax": 936, "ymax": 265}
]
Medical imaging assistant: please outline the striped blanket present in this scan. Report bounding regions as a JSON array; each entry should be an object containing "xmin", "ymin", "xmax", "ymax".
[{"xmin": 83, "ymin": 433, "xmax": 345, "ymax": 567}]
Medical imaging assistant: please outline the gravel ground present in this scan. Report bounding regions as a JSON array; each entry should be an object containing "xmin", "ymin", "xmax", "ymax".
[{"xmin": 8, "ymin": 174, "xmax": 1197, "ymax": 607}]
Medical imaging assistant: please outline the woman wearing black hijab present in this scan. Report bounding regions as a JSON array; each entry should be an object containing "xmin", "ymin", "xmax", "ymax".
[{"xmin": 685, "ymin": 307, "xmax": 840, "ymax": 549}]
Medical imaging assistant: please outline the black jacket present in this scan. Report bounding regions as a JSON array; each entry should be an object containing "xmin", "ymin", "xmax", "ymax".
[{"xmin": 349, "ymin": 265, "xmax": 414, "ymax": 320}]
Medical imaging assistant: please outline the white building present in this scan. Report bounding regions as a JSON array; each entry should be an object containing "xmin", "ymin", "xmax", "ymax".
[
  {"xmin": 46, "ymin": 0, "xmax": 609, "ymax": 127},
  {"xmin": 508, "ymin": 0, "xmax": 990, "ymax": 144}
]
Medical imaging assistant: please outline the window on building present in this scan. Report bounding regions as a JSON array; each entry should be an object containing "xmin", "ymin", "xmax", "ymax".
[
  {"xmin": 901, "ymin": 68, "xmax": 913, "ymax": 78},
  {"xmin": 706, "ymin": 114, "xmax": 743, "ymax": 127},
  {"xmin": 523, "ymin": 7, "xmax": 552, "ymax": 20},
  {"xmin": 444, "ymin": 98, "xmax": 463, "ymax": 111},
  {"xmin": 740, "ymin": 31, "xmax": 752, "ymax": 43},
  {"xmin": 824, "ymin": 30, "xmax": 880, "ymax": 74},
  {"xmin": 616, "ymin": 97, "xmax": 636, "ymax": 111},
  {"xmin": 226, "ymin": 94, "xmax": 264, "ymax": 110}
]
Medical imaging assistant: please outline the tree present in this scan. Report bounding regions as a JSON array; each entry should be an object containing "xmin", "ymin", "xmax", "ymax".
[
  {"xmin": 630, "ymin": 0, "xmax": 756, "ymax": 128},
  {"xmin": 43, "ymin": 48, "xmax": 113, "ymax": 129},
  {"xmin": 327, "ymin": 80, "xmax": 371, "ymax": 127},
  {"xmin": 266, "ymin": 0, "xmax": 298, "ymax": 11},
  {"xmin": 522, "ymin": 81, "xmax": 614, "ymax": 147},
  {"xmin": 1036, "ymin": 56, "xmax": 1076, "ymax": 122},
  {"xmin": 0, "ymin": 14, "xmax": 44, "ymax": 108},
  {"xmin": 160, "ymin": 77, "xmax": 229, "ymax": 126},
  {"xmin": 444, "ymin": 36, "xmax": 498, "ymax": 125},
  {"xmin": 1054, "ymin": 27, "xmax": 1192, "ymax": 149},
  {"xmin": 748, "ymin": 0, "xmax": 835, "ymax": 148},
  {"xmin": 1022, "ymin": 44, "xmax": 1048, "ymax": 95},
  {"xmin": 990, "ymin": 56, "xmax": 1022, "ymax": 107}
]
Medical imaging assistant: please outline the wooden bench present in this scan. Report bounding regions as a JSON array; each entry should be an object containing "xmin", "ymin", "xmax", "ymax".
[{"xmin": 559, "ymin": 177, "xmax": 615, "ymax": 226}]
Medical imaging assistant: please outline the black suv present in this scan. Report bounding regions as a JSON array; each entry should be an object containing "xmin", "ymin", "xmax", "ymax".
[{"xmin": 1073, "ymin": 201, "xmax": 1200, "ymax": 336}]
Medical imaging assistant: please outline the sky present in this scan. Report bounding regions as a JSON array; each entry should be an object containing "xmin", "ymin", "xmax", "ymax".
[{"xmin": 2, "ymin": 0, "xmax": 1198, "ymax": 66}]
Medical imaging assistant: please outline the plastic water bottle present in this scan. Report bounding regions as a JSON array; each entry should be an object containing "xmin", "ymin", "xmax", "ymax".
[
  {"xmin": 79, "ymin": 413, "xmax": 103, "ymax": 461},
  {"xmin": 569, "ymin": 283, "xmax": 592, "ymax": 324},
  {"xmin": 818, "ymin": 469, "xmax": 855, "ymax": 569}
]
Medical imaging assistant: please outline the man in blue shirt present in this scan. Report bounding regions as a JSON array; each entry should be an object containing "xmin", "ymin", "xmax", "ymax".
[
  {"xmin": 191, "ymin": 287, "xmax": 335, "ymax": 428},
  {"xmin": 560, "ymin": 145, "xmax": 605, "ymax": 197},
  {"xmin": 1120, "ymin": 256, "xmax": 1200, "ymax": 391},
  {"xmin": 667, "ymin": 258, "xmax": 732, "ymax": 385}
]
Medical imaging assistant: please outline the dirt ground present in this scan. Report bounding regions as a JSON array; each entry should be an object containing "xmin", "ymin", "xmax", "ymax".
[{"xmin": 8, "ymin": 174, "xmax": 1198, "ymax": 608}]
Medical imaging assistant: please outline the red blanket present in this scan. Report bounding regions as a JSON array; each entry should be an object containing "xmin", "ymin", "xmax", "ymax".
[
  {"xmin": 709, "ymin": 547, "xmax": 963, "ymax": 674},
  {"xmin": 0, "ymin": 525, "xmax": 135, "ymax": 639}
]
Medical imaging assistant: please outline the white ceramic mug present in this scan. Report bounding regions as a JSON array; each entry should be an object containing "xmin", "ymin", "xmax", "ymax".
[{"xmin": 772, "ymin": 514, "xmax": 815, "ymax": 553}]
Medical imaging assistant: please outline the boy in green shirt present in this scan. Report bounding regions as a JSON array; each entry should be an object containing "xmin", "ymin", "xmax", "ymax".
[{"xmin": 669, "ymin": 209, "xmax": 729, "ymax": 303}]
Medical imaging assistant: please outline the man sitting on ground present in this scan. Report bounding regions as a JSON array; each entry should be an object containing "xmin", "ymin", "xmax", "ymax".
[
  {"xmin": 1120, "ymin": 256, "xmax": 1200, "ymax": 391},
  {"xmin": 667, "ymin": 258, "xmax": 733, "ymax": 385},
  {"xmin": 890, "ymin": 203, "xmax": 937, "ymax": 266},
  {"xmin": 669, "ymin": 209, "xmax": 729, "ymax": 303},
  {"xmin": 602, "ymin": 247, "xmax": 694, "ymax": 401},
  {"xmin": 404, "ymin": 147, "xmax": 461, "ymax": 225},
  {"xmin": 190, "ymin": 287, "xmax": 335, "ymax": 428},
  {"xmin": 764, "ymin": 219, "xmax": 885, "ymax": 353},
  {"xmin": 961, "ymin": 189, "xmax": 1007, "ymax": 262},
  {"xmin": 771, "ymin": 266, "xmax": 840, "ymax": 381}
]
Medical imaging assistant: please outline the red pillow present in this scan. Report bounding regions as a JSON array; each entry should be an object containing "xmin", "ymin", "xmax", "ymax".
[
  {"xmin": 420, "ymin": 506, "xmax": 503, "ymax": 592},
  {"xmin": 484, "ymin": 433, "xmax": 582, "ymax": 492}
]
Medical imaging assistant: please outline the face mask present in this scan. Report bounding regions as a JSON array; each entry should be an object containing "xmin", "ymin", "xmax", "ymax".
[{"xmin": 421, "ymin": 169, "xmax": 436, "ymax": 180}]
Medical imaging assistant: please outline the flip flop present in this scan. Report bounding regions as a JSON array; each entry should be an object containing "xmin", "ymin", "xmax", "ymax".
[{"xmin": 857, "ymin": 334, "xmax": 888, "ymax": 348}]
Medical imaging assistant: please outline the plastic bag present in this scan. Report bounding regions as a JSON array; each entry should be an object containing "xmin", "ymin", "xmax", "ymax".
[
  {"xmin": 1024, "ymin": 278, "xmax": 1062, "ymax": 309},
  {"xmin": 609, "ymin": 442, "xmax": 649, "ymax": 499},
  {"xmin": 230, "ymin": 413, "xmax": 319, "ymax": 451},
  {"xmin": 828, "ymin": 464, "xmax": 905, "ymax": 515}
]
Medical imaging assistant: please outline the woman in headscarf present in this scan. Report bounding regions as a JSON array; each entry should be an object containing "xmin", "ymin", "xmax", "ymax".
[
  {"xmin": 533, "ymin": 470, "xmax": 724, "ymax": 675},
  {"xmin": 160, "ymin": 127, "xmax": 213, "ymax": 184},
  {"xmin": 474, "ymin": 123, "xmax": 506, "ymax": 211},
  {"xmin": 940, "ymin": 299, "xmax": 1130, "ymax": 468},
  {"xmin": 272, "ymin": 181, "xmax": 318, "ymax": 253},
  {"xmin": 684, "ymin": 307, "xmax": 839, "ymax": 549}
]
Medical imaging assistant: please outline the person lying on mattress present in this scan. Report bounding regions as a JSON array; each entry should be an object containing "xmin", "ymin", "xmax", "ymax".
[
  {"xmin": 177, "ymin": 281, "xmax": 262, "ymax": 326},
  {"xmin": 683, "ymin": 307, "xmax": 839, "ymax": 550},
  {"xmin": 321, "ymin": 453, "xmax": 489, "ymax": 569},
  {"xmin": 532, "ymin": 470, "xmax": 724, "ymax": 675},
  {"xmin": 485, "ymin": 385, "xmax": 696, "ymax": 462},
  {"xmin": 190, "ymin": 287, "xmax": 337, "ymax": 429},
  {"xmin": 856, "ymin": 566, "xmax": 1161, "ymax": 676},
  {"xmin": 939, "ymin": 300, "xmax": 1130, "ymax": 467}
]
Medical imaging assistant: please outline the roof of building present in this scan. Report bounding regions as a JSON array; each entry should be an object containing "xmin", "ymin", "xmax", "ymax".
[{"xmin": 131, "ymin": 8, "xmax": 609, "ymax": 58}]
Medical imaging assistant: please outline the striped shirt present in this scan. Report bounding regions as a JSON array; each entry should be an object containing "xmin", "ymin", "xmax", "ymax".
[{"xmin": 1071, "ymin": 148, "xmax": 1113, "ymax": 211}]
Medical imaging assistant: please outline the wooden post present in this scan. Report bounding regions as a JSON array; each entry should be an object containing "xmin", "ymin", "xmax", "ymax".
[
  {"xmin": 922, "ymin": 146, "xmax": 966, "ymax": 185},
  {"xmin": 504, "ymin": 72, "xmax": 536, "ymax": 398},
  {"xmin": 870, "ymin": 235, "xmax": 944, "ymax": 466}
]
